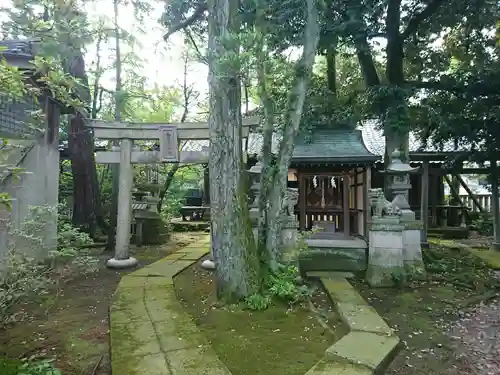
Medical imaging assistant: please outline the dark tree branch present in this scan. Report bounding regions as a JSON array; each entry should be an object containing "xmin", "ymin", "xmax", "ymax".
[
  {"xmin": 385, "ymin": 0, "xmax": 403, "ymax": 84},
  {"xmin": 405, "ymin": 79, "xmax": 500, "ymax": 97},
  {"xmin": 184, "ymin": 28, "xmax": 208, "ymax": 64},
  {"xmin": 163, "ymin": 3, "xmax": 207, "ymax": 41},
  {"xmin": 401, "ymin": 0, "xmax": 446, "ymax": 39}
]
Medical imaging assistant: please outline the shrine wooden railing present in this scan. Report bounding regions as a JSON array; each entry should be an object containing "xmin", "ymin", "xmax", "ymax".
[
  {"xmin": 459, "ymin": 194, "xmax": 497, "ymax": 213},
  {"xmin": 294, "ymin": 209, "xmax": 361, "ymax": 235}
]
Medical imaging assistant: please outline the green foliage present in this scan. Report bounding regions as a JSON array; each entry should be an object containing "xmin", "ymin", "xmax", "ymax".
[
  {"xmin": 244, "ymin": 293, "xmax": 271, "ymax": 310},
  {"xmin": 0, "ymin": 59, "xmax": 28, "ymax": 98},
  {"xmin": 0, "ymin": 205, "xmax": 97, "ymax": 325},
  {"xmin": 243, "ymin": 227, "xmax": 319, "ymax": 310},
  {"xmin": 0, "ymin": 250, "xmax": 52, "ymax": 326},
  {"xmin": 267, "ymin": 265, "xmax": 312, "ymax": 302},
  {"xmin": 54, "ymin": 221, "xmax": 97, "ymax": 273},
  {"xmin": 17, "ymin": 358, "xmax": 61, "ymax": 375},
  {"xmin": 0, "ymin": 357, "xmax": 61, "ymax": 375},
  {"xmin": 244, "ymin": 264, "xmax": 313, "ymax": 310},
  {"xmin": 470, "ymin": 213, "xmax": 493, "ymax": 236}
]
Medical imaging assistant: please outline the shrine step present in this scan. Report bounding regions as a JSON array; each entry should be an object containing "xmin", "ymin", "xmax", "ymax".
[{"xmin": 299, "ymin": 238, "xmax": 367, "ymax": 273}]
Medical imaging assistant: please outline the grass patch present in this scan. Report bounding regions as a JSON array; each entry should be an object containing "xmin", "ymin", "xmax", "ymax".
[
  {"xmin": 352, "ymin": 244, "xmax": 500, "ymax": 375},
  {"xmin": 468, "ymin": 248, "xmax": 500, "ymax": 270},
  {"xmin": 174, "ymin": 260, "xmax": 347, "ymax": 375}
]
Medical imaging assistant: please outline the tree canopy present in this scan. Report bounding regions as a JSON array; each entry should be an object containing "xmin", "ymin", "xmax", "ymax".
[{"xmin": 162, "ymin": 0, "xmax": 500, "ymax": 161}]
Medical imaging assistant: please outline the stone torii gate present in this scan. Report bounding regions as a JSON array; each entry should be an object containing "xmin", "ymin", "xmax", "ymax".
[{"xmin": 87, "ymin": 117, "xmax": 259, "ymax": 268}]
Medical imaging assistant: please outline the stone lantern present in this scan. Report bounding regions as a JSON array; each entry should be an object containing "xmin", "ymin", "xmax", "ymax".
[
  {"xmin": 247, "ymin": 161, "xmax": 262, "ymax": 218},
  {"xmin": 246, "ymin": 161, "xmax": 263, "ymax": 241},
  {"xmin": 366, "ymin": 149, "xmax": 426, "ymax": 287},
  {"xmin": 385, "ymin": 149, "xmax": 419, "ymax": 220}
]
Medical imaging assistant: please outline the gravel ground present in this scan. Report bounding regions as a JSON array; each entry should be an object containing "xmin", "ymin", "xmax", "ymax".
[{"xmin": 447, "ymin": 271, "xmax": 500, "ymax": 375}]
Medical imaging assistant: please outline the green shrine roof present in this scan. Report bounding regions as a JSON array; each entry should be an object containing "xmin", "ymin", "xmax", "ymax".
[{"xmin": 292, "ymin": 128, "xmax": 379, "ymax": 164}]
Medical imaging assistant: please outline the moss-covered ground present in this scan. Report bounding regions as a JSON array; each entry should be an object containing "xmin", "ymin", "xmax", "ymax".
[
  {"xmin": 174, "ymin": 260, "xmax": 347, "ymax": 375},
  {"xmin": 0, "ymin": 232, "xmax": 204, "ymax": 375},
  {"xmin": 352, "ymin": 242, "xmax": 500, "ymax": 375}
]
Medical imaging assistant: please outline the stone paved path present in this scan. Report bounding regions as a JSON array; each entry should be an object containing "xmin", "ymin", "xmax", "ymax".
[
  {"xmin": 109, "ymin": 239, "xmax": 401, "ymax": 375},
  {"xmin": 306, "ymin": 273, "xmax": 400, "ymax": 375},
  {"xmin": 109, "ymin": 236, "xmax": 232, "ymax": 375}
]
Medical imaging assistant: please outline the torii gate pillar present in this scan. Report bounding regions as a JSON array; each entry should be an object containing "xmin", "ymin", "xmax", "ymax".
[{"xmin": 107, "ymin": 138, "xmax": 138, "ymax": 268}]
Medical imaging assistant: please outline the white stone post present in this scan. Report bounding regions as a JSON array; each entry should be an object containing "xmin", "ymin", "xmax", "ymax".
[{"xmin": 107, "ymin": 138, "xmax": 138, "ymax": 268}]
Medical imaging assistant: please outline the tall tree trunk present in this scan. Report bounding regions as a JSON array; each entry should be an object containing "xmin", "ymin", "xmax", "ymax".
[
  {"xmin": 60, "ymin": 4, "xmax": 105, "ymax": 237},
  {"xmin": 255, "ymin": 3, "xmax": 276, "ymax": 267},
  {"xmin": 208, "ymin": 0, "xmax": 260, "ymax": 299},
  {"xmin": 260, "ymin": 0, "xmax": 321, "ymax": 264},
  {"xmin": 349, "ymin": 0, "xmax": 409, "ymax": 168},
  {"xmin": 325, "ymin": 36, "xmax": 337, "ymax": 95},
  {"xmin": 107, "ymin": 0, "xmax": 122, "ymax": 251},
  {"xmin": 385, "ymin": 0, "xmax": 408, "ymax": 162},
  {"xmin": 68, "ymin": 114, "xmax": 103, "ymax": 237}
]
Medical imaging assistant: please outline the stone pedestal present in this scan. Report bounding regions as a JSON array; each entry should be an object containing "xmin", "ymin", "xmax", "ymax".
[
  {"xmin": 401, "ymin": 221, "xmax": 426, "ymax": 280},
  {"xmin": 366, "ymin": 218, "xmax": 405, "ymax": 287}
]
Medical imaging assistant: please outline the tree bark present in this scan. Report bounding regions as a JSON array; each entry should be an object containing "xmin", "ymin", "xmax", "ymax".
[
  {"xmin": 68, "ymin": 114, "xmax": 103, "ymax": 237},
  {"xmin": 261, "ymin": 0, "xmax": 321, "ymax": 264},
  {"xmin": 208, "ymin": 0, "xmax": 260, "ymax": 299},
  {"xmin": 255, "ymin": 4, "xmax": 276, "ymax": 266},
  {"xmin": 325, "ymin": 39, "xmax": 337, "ymax": 95},
  {"xmin": 60, "ymin": 5, "xmax": 105, "ymax": 237}
]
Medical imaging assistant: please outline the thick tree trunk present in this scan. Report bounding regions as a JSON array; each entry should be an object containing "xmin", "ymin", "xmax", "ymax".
[
  {"xmin": 59, "ymin": 5, "xmax": 106, "ymax": 238},
  {"xmin": 208, "ymin": 0, "xmax": 260, "ymax": 299},
  {"xmin": 255, "ymin": 8, "xmax": 276, "ymax": 265},
  {"xmin": 325, "ymin": 36, "xmax": 337, "ymax": 95},
  {"xmin": 384, "ymin": 0, "xmax": 409, "ymax": 163},
  {"xmin": 261, "ymin": 0, "xmax": 321, "ymax": 264},
  {"xmin": 348, "ymin": 1, "xmax": 408, "ymax": 174},
  {"xmin": 68, "ymin": 114, "xmax": 104, "ymax": 237}
]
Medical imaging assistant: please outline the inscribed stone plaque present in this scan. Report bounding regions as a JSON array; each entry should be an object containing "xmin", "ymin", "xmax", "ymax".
[{"xmin": 159, "ymin": 126, "xmax": 178, "ymax": 162}]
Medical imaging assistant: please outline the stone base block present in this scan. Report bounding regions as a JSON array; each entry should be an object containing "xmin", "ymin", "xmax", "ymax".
[
  {"xmin": 299, "ymin": 246, "xmax": 367, "ymax": 273},
  {"xmin": 140, "ymin": 218, "xmax": 168, "ymax": 245},
  {"xmin": 366, "ymin": 247, "xmax": 404, "ymax": 287},
  {"xmin": 402, "ymin": 229, "xmax": 426, "ymax": 280},
  {"xmin": 107, "ymin": 257, "xmax": 138, "ymax": 269},
  {"xmin": 200, "ymin": 259, "xmax": 216, "ymax": 270}
]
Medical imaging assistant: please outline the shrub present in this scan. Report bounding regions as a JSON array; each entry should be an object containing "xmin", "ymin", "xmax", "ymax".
[
  {"xmin": 471, "ymin": 213, "xmax": 493, "ymax": 236},
  {"xmin": 16, "ymin": 358, "xmax": 61, "ymax": 375},
  {"xmin": 0, "ymin": 251, "xmax": 52, "ymax": 325},
  {"xmin": 244, "ymin": 231, "xmax": 316, "ymax": 311},
  {"xmin": 0, "ymin": 205, "xmax": 98, "ymax": 325}
]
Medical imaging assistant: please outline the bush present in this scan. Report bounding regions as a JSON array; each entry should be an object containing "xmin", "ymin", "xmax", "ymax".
[
  {"xmin": 0, "ymin": 205, "xmax": 98, "ymax": 325},
  {"xmin": 0, "ymin": 252, "xmax": 52, "ymax": 325},
  {"xmin": 0, "ymin": 357, "xmax": 62, "ymax": 375},
  {"xmin": 53, "ymin": 222, "xmax": 98, "ymax": 274},
  {"xmin": 244, "ymin": 232, "xmax": 316, "ymax": 311},
  {"xmin": 471, "ymin": 213, "xmax": 493, "ymax": 236}
]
